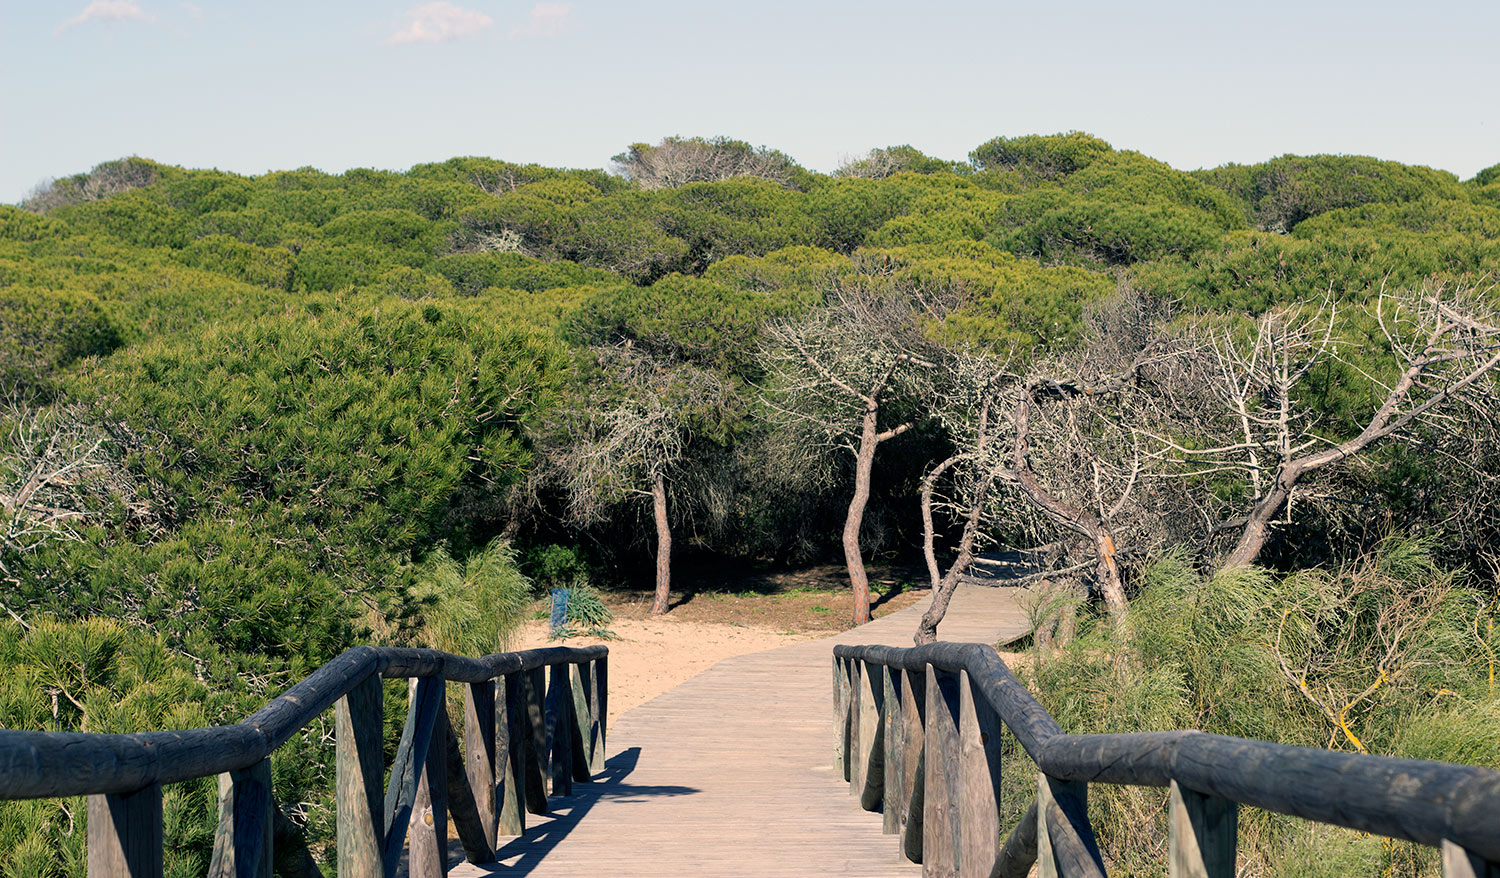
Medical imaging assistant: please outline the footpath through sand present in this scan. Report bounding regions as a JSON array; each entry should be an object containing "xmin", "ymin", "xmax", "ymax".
[{"xmin": 452, "ymin": 583, "xmax": 1030, "ymax": 877}]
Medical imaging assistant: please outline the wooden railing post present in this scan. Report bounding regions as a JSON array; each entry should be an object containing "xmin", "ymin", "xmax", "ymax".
[
  {"xmin": 208, "ymin": 757, "xmax": 273, "ymax": 878},
  {"xmin": 383, "ymin": 675, "xmax": 444, "ymax": 874},
  {"xmin": 958, "ymin": 670, "xmax": 1003, "ymax": 878},
  {"xmin": 1036, "ymin": 772, "xmax": 1105, "ymax": 878},
  {"xmin": 408, "ymin": 678, "xmax": 449, "ymax": 878},
  {"xmin": 834, "ymin": 655, "xmax": 851, "ymax": 781},
  {"xmin": 1443, "ymin": 841, "xmax": 1500, "ymax": 878},
  {"xmin": 1169, "ymin": 780, "xmax": 1236, "ymax": 878},
  {"xmin": 900, "ymin": 665, "xmax": 927, "ymax": 864},
  {"xmin": 569, "ymin": 662, "xmax": 593, "ymax": 783},
  {"xmin": 882, "ymin": 663, "xmax": 904, "ymax": 835},
  {"xmin": 591, "ymin": 655, "xmax": 608, "ymax": 772},
  {"xmin": 521, "ymin": 666, "xmax": 549, "ymax": 815},
  {"xmin": 463, "ymin": 680, "xmax": 498, "ymax": 853},
  {"xmin": 847, "ymin": 658, "xmax": 864, "ymax": 795},
  {"xmin": 857, "ymin": 660, "xmax": 885, "ymax": 812},
  {"xmin": 336, "ymin": 674, "xmax": 384, "ymax": 877},
  {"xmin": 547, "ymin": 662, "xmax": 574, "ymax": 798},
  {"xmin": 924, "ymin": 666, "xmax": 963, "ymax": 878},
  {"xmin": 498, "ymin": 673, "xmax": 526, "ymax": 836},
  {"xmin": 88, "ymin": 783, "xmax": 163, "ymax": 878}
]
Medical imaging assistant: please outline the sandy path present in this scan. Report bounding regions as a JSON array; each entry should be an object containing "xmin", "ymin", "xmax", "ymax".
[{"xmin": 511, "ymin": 617, "xmax": 821, "ymax": 722}]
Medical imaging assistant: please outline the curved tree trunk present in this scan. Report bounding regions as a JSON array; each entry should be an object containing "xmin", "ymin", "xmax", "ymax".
[
  {"xmin": 649, "ymin": 471, "xmax": 672, "ymax": 615},
  {"xmin": 843, "ymin": 408, "xmax": 879, "ymax": 626}
]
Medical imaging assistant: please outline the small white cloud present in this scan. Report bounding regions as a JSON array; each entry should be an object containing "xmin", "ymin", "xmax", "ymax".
[
  {"xmin": 387, "ymin": 2, "xmax": 493, "ymax": 46},
  {"xmin": 510, "ymin": 3, "xmax": 572, "ymax": 39},
  {"xmin": 56, "ymin": 1, "xmax": 154, "ymax": 35}
]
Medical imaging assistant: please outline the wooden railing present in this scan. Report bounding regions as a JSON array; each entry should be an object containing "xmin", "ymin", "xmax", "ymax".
[
  {"xmin": 834, "ymin": 642, "xmax": 1500, "ymax": 878},
  {"xmin": 0, "ymin": 643, "xmax": 608, "ymax": 877}
]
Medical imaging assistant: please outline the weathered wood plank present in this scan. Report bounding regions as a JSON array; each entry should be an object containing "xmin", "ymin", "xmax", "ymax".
[
  {"xmin": 1169, "ymin": 780, "xmax": 1236, "ymax": 878},
  {"xmin": 383, "ymin": 675, "xmax": 444, "ymax": 878},
  {"xmin": 848, "ymin": 658, "xmax": 865, "ymax": 796},
  {"xmin": 1444, "ymin": 840, "xmax": 1500, "ymax": 878},
  {"xmin": 445, "ymin": 707, "xmax": 495, "ymax": 864},
  {"xmin": 88, "ymin": 783, "xmax": 163, "ymax": 878},
  {"xmin": 1036, "ymin": 773, "xmax": 1105, "ymax": 878},
  {"xmin": 858, "ymin": 659, "xmax": 886, "ymax": 813},
  {"xmin": 958, "ymin": 670, "xmax": 1002, "ymax": 878},
  {"xmin": 336, "ymin": 674, "xmax": 384, "ymax": 878},
  {"xmin": 993, "ymin": 801, "xmax": 1038, "ymax": 878},
  {"xmin": 498, "ymin": 673, "xmax": 525, "ymax": 837},
  {"xmin": 409, "ymin": 697, "xmax": 449, "ymax": 878},
  {"xmin": 900, "ymin": 666, "xmax": 927, "ymax": 864},
  {"xmin": 882, "ymin": 663, "xmax": 904, "ymax": 835},
  {"xmin": 462, "ymin": 681, "xmax": 498, "ymax": 855},
  {"xmin": 521, "ymin": 666, "xmax": 549, "ymax": 815},
  {"xmin": 834, "ymin": 656, "xmax": 851, "ymax": 781},
  {"xmin": 207, "ymin": 757, "xmax": 272, "ymax": 878},
  {"xmin": 586, "ymin": 657, "xmax": 606, "ymax": 773},
  {"xmin": 546, "ymin": 662, "xmax": 573, "ymax": 798},
  {"xmin": 924, "ymin": 666, "xmax": 962, "ymax": 878},
  {"xmin": 569, "ymin": 663, "xmax": 592, "ymax": 783}
]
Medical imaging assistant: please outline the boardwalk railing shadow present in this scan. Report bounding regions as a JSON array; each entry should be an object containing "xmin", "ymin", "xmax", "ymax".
[{"xmin": 458, "ymin": 747, "xmax": 699, "ymax": 875}]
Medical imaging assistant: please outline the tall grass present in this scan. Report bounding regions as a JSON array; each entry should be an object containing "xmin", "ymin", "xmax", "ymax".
[{"xmin": 1017, "ymin": 539, "xmax": 1499, "ymax": 876}]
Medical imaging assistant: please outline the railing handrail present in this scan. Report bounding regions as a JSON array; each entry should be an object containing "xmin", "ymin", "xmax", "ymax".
[
  {"xmin": 0, "ymin": 643, "xmax": 608, "ymax": 799},
  {"xmin": 835, "ymin": 641, "xmax": 1500, "ymax": 869}
]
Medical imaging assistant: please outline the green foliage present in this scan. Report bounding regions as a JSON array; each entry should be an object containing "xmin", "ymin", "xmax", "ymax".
[
  {"xmin": 836, "ymin": 145, "xmax": 968, "ymax": 179},
  {"xmin": 175, "ymin": 234, "xmax": 294, "ymax": 289},
  {"xmin": 433, "ymin": 251, "xmax": 619, "ymax": 295},
  {"xmin": 969, "ymin": 131, "xmax": 1112, "ymax": 178},
  {"xmin": 861, "ymin": 240, "xmax": 1114, "ymax": 350},
  {"xmin": 411, "ymin": 539, "xmax": 533, "ymax": 654},
  {"xmin": 52, "ymin": 189, "xmax": 194, "ymax": 249},
  {"xmin": 568, "ymin": 273, "xmax": 812, "ymax": 374},
  {"xmin": 1196, "ymin": 154, "xmax": 1466, "ymax": 232},
  {"xmin": 989, "ymin": 151, "xmax": 1245, "ymax": 265},
  {"xmin": 553, "ymin": 583, "xmax": 613, "ymax": 639},
  {"xmin": 524, "ymin": 543, "xmax": 591, "ymax": 589},
  {"xmin": 1028, "ymin": 542, "xmax": 1494, "ymax": 874},
  {"xmin": 1473, "ymin": 163, "xmax": 1500, "ymax": 187},
  {"xmin": 0, "ymin": 287, "xmax": 123, "ymax": 397}
]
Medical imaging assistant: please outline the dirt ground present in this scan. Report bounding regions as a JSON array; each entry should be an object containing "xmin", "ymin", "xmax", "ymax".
[{"xmin": 514, "ymin": 563, "xmax": 930, "ymax": 721}]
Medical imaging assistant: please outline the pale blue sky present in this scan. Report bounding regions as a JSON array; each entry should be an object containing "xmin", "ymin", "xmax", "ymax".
[{"xmin": 2, "ymin": 0, "xmax": 1496, "ymax": 203}]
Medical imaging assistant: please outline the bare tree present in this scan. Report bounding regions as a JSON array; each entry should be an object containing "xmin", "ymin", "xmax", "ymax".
[
  {"xmin": 1155, "ymin": 283, "xmax": 1500, "ymax": 569},
  {"xmin": 552, "ymin": 344, "xmax": 735, "ymax": 614},
  {"xmin": 22, "ymin": 158, "xmax": 159, "ymax": 213},
  {"xmin": 0, "ymin": 401, "xmax": 141, "ymax": 587},
  {"xmin": 612, "ymin": 137, "xmax": 799, "ymax": 190},
  {"xmin": 764, "ymin": 281, "xmax": 937, "ymax": 625}
]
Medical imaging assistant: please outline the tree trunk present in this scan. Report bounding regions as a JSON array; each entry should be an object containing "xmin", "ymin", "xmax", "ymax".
[
  {"xmin": 844, "ymin": 408, "xmax": 879, "ymax": 626},
  {"xmin": 649, "ymin": 471, "xmax": 672, "ymax": 615},
  {"xmin": 1223, "ymin": 469, "xmax": 1296, "ymax": 568},
  {"xmin": 1090, "ymin": 529, "xmax": 1127, "ymax": 622}
]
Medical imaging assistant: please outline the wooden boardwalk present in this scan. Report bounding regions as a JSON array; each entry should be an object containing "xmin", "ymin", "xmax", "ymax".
[{"xmin": 451, "ymin": 584, "xmax": 1030, "ymax": 877}]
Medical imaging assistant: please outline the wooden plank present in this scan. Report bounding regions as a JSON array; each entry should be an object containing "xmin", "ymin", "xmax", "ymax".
[
  {"xmin": 383, "ymin": 675, "xmax": 444, "ymax": 878},
  {"xmin": 1169, "ymin": 780, "xmax": 1236, "ymax": 878},
  {"xmin": 409, "ymin": 697, "xmax": 449, "ymax": 878},
  {"xmin": 521, "ymin": 666, "xmax": 549, "ymax": 815},
  {"xmin": 498, "ymin": 673, "xmax": 525, "ymax": 837},
  {"xmin": 444, "ymin": 709, "xmax": 495, "ymax": 863},
  {"xmin": 594, "ymin": 655, "xmax": 608, "ymax": 761},
  {"xmin": 1444, "ymin": 841, "xmax": 1500, "ymax": 878},
  {"xmin": 834, "ymin": 655, "xmax": 850, "ymax": 781},
  {"xmin": 1037, "ymin": 773, "xmax": 1105, "ymax": 878},
  {"xmin": 463, "ymin": 681, "xmax": 498, "ymax": 854},
  {"xmin": 993, "ymin": 801, "xmax": 1038, "ymax": 878},
  {"xmin": 900, "ymin": 666, "xmax": 927, "ymax": 865},
  {"xmin": 882, "ymin": 663, "xmax": 904, "ymax": 835},
  {"xmin": 336, "ymin": 674, "xmax": 384, "ymax": 878},
  {"xmin": 586, "ymin": 657, "xmax": 606, "ymax": 773},
  {"xmin": 547, "ymin": 662, "xmax": 574, "ymax": 798},
  {"xmin": 848, "ymin": 658, "xmax": 865, "ymax": 796},
  {"xmin": 1035, "ymin": 775, "xmax": 1057, "ymax": 878},
  {"xmin": 924, "ymin": 666, "xmax": 962, "ymax": 878},
  {"xmin": 208, "ymin": 757, "xmax": 273, "ymax": 878},
  {"xmin": 858, "ymin": 659, "xmax": 886, "ymax": 813},
  {"xmin": 569, "ymin": 663, "xmax": 593, "ymax": 783},
  {"xmin": 958, "ymin": 670, "xmax": 1002, "ymax": 878},
  {"xmin": 87, "ymin": 783, "xmax": 163, "ymax": 878}
]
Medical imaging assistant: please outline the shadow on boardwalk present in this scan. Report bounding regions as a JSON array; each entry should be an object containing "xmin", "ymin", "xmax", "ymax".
[{"xmin": 454, "ymin": 747, "xmax": 699, "ymax": 875}]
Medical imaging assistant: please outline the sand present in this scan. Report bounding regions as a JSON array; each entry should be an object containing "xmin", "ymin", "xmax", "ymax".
[{"xmin": 511, "ymin": 616, "xmax": 822, "ymax": 723}]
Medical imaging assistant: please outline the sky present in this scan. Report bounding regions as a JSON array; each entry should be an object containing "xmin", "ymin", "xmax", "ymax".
[{"xmin": 1, "ymin": 0, "xmax": 1497, "ymax": 203}]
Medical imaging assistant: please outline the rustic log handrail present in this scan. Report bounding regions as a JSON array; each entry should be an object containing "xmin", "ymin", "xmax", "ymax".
[
  {"xmin": 0, "ymin": 643, "xmax": 608, "ymax": 877},
  {"xmin": 834, "ymin": 641, "xmax": 1500, "ymax": 878}
]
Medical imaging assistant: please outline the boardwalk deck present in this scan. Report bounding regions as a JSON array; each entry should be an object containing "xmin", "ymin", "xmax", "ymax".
[{"xmin": 451, "ymin": 584, "xmax": 1030, "ymax": 877}]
